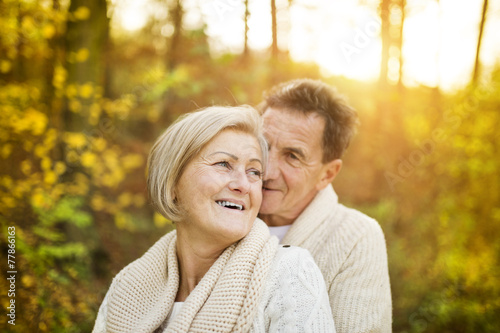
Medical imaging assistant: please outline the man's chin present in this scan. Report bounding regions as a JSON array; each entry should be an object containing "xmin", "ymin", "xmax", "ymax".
[{"xmin": 258, "ymin": 201, "xmax": 279, "ymax": 215}]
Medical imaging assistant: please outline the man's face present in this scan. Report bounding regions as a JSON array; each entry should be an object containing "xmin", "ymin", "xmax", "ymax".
[{"xmin": 260, "ymin": 107, "xmax": 341, "ymax": 225}]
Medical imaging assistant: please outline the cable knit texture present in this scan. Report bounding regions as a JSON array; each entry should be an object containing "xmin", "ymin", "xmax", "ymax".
[
  {"xmin": 92, "ymin": 219, "xmax": 335, "ymax": 333},
  {"xmin": 281, "ymin": 184, "xmax": 392, "ymax": 333}
]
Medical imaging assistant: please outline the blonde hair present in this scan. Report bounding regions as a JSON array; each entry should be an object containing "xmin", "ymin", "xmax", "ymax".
[{"xmin": 147, "ymin": 105, "xmax": 267, "ymax": 222}]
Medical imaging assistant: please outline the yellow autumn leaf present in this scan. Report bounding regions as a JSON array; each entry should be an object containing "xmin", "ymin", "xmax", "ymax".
[
  {"xmin": 29, "ymin": 87, "xmax": 41, "ymax": 100},
  {"xmin": 44, "ymin": 171, "xmax": 57, "ymax": 185},
  {"xmin": 52, "ymin": 183, "xmax": 66, "ymax": 198},
  {"xmin": 133, "ymin": 194, "xmax": 145, "ymax": 207},
  {"xmin": 66, "ymin": 84, "xmax": 78, "ymax": 98},
  {"xmin": 118, "ymin": 192, "xmax": 132, "ymax": 207},
  {"xmin": 115, "ymin": 212, "xmax": 135, "ymax": 231},
  {"xmin": 81, "ymin": 151, "xmax": 97, "ymax": 168},
  {"xmin": 66, "ymin": 150, "xmax": 79, "ymax": 164},
  {"xmin": 89, "ymin": 103, "xmax": 101, "ymax": 125},
  {"xmin": 44, "ymin": 128, "xmax": 57, "ymax": 147},
  {"xmin": 41, "ymin": 157, "xmax": 51, "ymax": 170},
  {"xmin": 91, "ymin": 195, "xmax": 105, "ymax": 211},
  {"xmin": 76, "ymin": 48, "xmax": 89, "ymax": 62},
  {"xmin": 34, "ymin": 144, "xmax": 48, "ymax": 158},
  {"xmin": 43, "ymin": 24, "xmax": 56, "ymax": 39},
  {"xmin": 12, "ymin": 184, "xmax": 23, "ymax": 199},
  {"xmin": 2, "ymin": 197, "xmax": 15, "ymax": 208},
  {"xmin": 53, "ymin": 66, "xmax": 67, "ymax": 90},
  {"xmin": 80, "ymin": 82, "xmax": 94, "ymax": 98},
  {"xmin": 11, "ymin": 108, "xmax": 48, "ymax": 135},
  {"xmin": 154, "ymin": 212, "xmax": 172, "ymax": 227},
  {"xmin": 73, "ymin": 6, "xmax": 90, "ymax": 20},
  {"xmin": 91, "ymin": 137, "xmax": 106, "ymax": 151},
  {"xmin": 1, "ymin": 176, "xmax": 13, "ymax": 188},
  {"xmin": 64, "ymin": 132, "xmax": 87, "ymax": 149},
  {"xmin": 122, "ymin": 154, "xmax": 143, "ymax": 170},
  {"xmin": 31, "ymin": 191, "xmax": 47, "ymax": 208},
  {"xmin": 21, "ymin": 160, "xmax": 32, "ymax": 175},
  {"xmin": 69, "ymin": 177, "xmax": 89, "ymax": 195},
  {"xmin": 147, "ymin": 108, "xmax": 160, "ymax": 122},
  {"xmin": 102, "ymin": 168, "xmax": 124, "ymax": 188},
  {"xmin": 21, "ymin": 16, "xmax": 35, "ymax": 30},
  {"xmin": 103, "ymin": 149, "xmax": 119, "ymax": 168},
  {"xmin": 0, "ymin": 60, "xmax": 11, "ymax": 73},
  {"xmin": 22, "ymin": 275, "xmax": 35, "ymax": 288},
  {"xmin": 68, "ymin": 267, "xmax": 78, "ymax": 279},
  {"xmin": 69, "ymin": 99, "xmax": 82, "ymax": 112},
  {"xmin": 1, "ymin": 143, "xmax": 12, "ymax": 159},
  {"xmin": 54, "ymin": 161, "xmax": 66, "ymax": 175},
  {"xmin": 29, "ymin": 110, "xmax": 48, "ymax": 136}
]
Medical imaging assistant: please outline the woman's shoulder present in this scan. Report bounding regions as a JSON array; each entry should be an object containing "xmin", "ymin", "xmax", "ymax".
[
  {"xmin": 102, "ymin": 230, "xmax": 177, "ymax": 302},
  {"xmin": 268, "ymin": 245, "xmax": 327, "ymax": 290},
  {"xmin": 272, "ymin": 245, "xmax": 318, "ymax": 269},
  {"xmin": 253, "ymin": 246, "xmax": 335, "ymax": 332}
]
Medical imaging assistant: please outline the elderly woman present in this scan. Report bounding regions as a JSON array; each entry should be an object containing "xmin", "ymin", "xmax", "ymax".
[{"xmin": 92, "ymin": 106, "xmax": 335, "ymax": 332}]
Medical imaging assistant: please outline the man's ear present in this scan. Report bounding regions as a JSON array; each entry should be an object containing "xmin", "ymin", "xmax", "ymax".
[{"xmin": 316, "ymin": 159, "xmax": 342, "ymax": 191}]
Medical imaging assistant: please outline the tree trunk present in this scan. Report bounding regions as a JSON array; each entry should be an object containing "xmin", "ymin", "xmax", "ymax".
[
  {"xmin": 379, "ymin": 0, "xmax": 391, "ymax": 86},
  {"xmin": 243, "ymin": 0, "xmax": 250, "ymax": 60},
  {"xmin": 64, "ymin": 0, "xmax": 109, "ymax": 132},
  {"xmin": 397, "ymin": 0, "xmax": 406, "ymax": 90},
  {"xmin": 160, "ymin": 0, "xmax": 184, "ymax": 128},
  {"xmin": 167, "ymin": 0, "xmax": 183, "ymax": 71},
  {"xmin": 271, "ymin": 0, "xmax": 278, "ymax": 59},
  {"xmin": 45, "ymin": 0, "xmax": 62, "ymax": 108},
  {"xmin": 62, "ymin": 0, "xmax": 110, "ymax": 277},
  {"xmin": 472, "ymin": 0, "xmax": 488, "ymax": 85}
]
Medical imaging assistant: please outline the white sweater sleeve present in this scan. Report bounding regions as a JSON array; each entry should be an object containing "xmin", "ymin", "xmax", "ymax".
[
  {"xmin": 327, "ymin": 219, "xmax": 392, "ymax": 333},
  {"xmin": 92, "ymin": 292, "xmax": 108, "ymax": 333},
  {"xmin": 252, "ymin": 246, "xmax": 336, "ymax": 333}
]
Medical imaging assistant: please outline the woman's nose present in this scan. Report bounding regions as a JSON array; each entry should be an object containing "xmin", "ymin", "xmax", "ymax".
[{"xmin": 229, "ymin": 169, "xmax": 251, "ymax": 194}]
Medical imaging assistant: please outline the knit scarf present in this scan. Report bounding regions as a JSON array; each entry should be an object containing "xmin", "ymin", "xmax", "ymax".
[{"xmin": 105, "ymin": 219, "xmax": 279, "ymax": 333}]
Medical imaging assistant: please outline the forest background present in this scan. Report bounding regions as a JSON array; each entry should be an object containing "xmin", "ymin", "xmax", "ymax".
[{"xmin": 1, "ymin": 0, "xmax": 499, "ymax": 332}]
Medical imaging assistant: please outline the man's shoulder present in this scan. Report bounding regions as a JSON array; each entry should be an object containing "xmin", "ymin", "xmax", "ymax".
[
  {"xmin": 308, "ymin": 203, "xmax": 387, "ymax": 266},
  {"xmin": 311, "ymin": 203, "xmax": 389, "ymax": 285},
  {"xmin": 326, "ymin": 202, "xmax": 384, "ymax": 240}
]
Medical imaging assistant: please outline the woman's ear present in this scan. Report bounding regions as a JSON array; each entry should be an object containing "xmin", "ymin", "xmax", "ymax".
[
  {"xmin": 171, "ymin": 185, "xmax": 178, "ymax": 204},
  {"xmin": 316, "ymin": 159, "xmax": 342, "ymax": 191}
]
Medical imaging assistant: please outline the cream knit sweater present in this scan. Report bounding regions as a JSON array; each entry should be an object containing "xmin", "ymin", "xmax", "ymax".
[
  {"xmin": 281, "ymin": 185, "xmax": 392, "ymax": 333},
  {"xmin": 93, "ymin": 219, "xmax": 335, "ymax": 332}
]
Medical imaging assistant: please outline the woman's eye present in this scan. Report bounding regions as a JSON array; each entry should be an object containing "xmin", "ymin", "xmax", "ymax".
[
  {"xmin": 215, "ymin": 161, "xmax": 230, "ymax": 168},
  {"xmin": 248, "ymin": 169, "xmax": 262, "ymax": 178}
]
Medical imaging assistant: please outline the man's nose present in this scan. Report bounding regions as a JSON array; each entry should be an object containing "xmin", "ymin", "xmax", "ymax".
[{"xmin": 264, "ymin": 151, "xmax": 280, "ymax": 181}]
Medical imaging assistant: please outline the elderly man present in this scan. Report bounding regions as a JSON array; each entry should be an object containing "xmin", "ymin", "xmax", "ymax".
[{"xmin": 258, "ymin": 79, "xmax": 392, "ymax": 333}]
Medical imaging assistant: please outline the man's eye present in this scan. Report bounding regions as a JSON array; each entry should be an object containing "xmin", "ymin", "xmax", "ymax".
[{"xmin": 289, "ymin": 153, "xmax": 298, "ymax": 160}]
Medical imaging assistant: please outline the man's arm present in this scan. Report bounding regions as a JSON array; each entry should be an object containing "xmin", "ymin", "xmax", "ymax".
[{"xmin": 328, "ymin": 220, "xmax": 392, "ymax": 333}]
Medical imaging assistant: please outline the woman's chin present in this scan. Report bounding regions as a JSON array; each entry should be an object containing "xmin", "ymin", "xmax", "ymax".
[{"xmin": 218, "ymin": 224, "xmax": 253, "ymax": 244}]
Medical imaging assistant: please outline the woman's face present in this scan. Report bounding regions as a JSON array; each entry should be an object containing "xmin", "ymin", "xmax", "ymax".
[{"xmin": 175, "ymin": 129, "xmax": 264, "ymax": 246}]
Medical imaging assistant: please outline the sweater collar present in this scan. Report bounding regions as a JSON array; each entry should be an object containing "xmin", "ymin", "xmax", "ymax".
[
  {"xmin": 106, "ymin": 219, "xmax": 279, "ymax": 333},
  {"xmin": 281, "ymin": 184, "xmax": 338, "ymax": 246}
]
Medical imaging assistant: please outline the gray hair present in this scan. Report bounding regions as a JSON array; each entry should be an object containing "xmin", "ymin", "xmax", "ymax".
[
  {"xmin": 259, "ymin": 79, "xmax": 359, "ymax": 162},
  {"xmin": 147, "ymin": 105, "xmax": 267, "ymax": 222}
]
